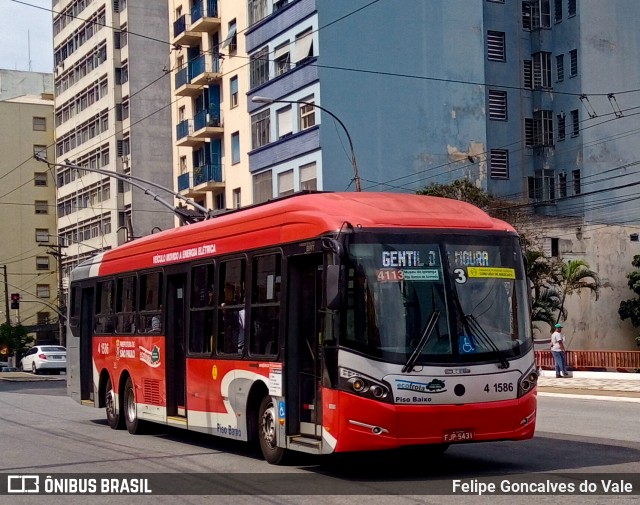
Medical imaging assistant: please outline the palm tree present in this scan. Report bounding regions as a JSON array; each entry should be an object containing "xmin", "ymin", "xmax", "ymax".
[
  {"xmin": 531, "ymin": 287, "xmax": 565, "ymax": 331},
  {"xmin": 554, "ymin": 259, "xmax": 601, "ymax": 324}
]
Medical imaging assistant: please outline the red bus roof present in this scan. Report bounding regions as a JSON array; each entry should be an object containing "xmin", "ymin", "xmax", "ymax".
[{"xmin": 97, "ymin": 192, "xmax": 514, "ymax": 276}]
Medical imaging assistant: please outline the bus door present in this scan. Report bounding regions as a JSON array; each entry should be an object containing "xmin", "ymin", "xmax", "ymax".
[
  {"xmin": 166, "ymin": 273, "xmax": 187, "ymax": 417},
  {"xmin": 79, "ymin": 286, "xmax": 94, "ymax": 401},
  {"xmin": 286, "ymin": 253, "xmax": 323, "ymax": 439}
]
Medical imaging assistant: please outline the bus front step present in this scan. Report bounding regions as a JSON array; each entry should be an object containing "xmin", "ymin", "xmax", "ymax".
[{"xmin": 288, "ymin": 435, "xmax": 322, "ymax": 454}]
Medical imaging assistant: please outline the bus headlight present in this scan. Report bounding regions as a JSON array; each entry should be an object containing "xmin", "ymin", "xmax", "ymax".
[
  {"xmin": 339, "ymin": 367, "xmax": 392, "ymax": 403},
  {"xmin": 517, "ymin": 366, "xmax": 539, "ymax": 397}
]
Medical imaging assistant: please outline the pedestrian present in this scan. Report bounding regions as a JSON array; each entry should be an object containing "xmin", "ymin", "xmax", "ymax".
[{"xmin": 551, "ymin": 323, "xmax": 569, "ymax": 378}]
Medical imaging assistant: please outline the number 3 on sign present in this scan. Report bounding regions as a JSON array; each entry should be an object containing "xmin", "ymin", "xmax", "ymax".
[{"xmin": 453, "ymin": 268, "xmax": 467, "ymax": 283}]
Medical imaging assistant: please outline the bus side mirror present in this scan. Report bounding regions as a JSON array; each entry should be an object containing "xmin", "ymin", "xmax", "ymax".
[{"xmin": 326, "ymin": 265, "xmax": 344, "ymax": 310}]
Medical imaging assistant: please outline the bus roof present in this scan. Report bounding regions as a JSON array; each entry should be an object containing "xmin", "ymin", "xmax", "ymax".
[{"xmin": 78, "ymin": 192, "xmax": 515, "ymax": 278}]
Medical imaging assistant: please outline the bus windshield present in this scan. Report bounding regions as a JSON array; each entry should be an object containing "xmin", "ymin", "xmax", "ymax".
[{"xmin": 342, "ymin": 232, "xmax": 532, "ymax": 365}]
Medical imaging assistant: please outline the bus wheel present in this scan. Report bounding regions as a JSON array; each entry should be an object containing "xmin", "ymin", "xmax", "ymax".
[
  {"xmin": 123, "ymin": 377, "xmax": 143, "ymax": 434},
  {"xmin": 105, "ymin": 377, "xmax": 123, "ymax": 430},
  {"xmin": 258, "ymin": 396, "xmax": 287, "ymax": 464}
]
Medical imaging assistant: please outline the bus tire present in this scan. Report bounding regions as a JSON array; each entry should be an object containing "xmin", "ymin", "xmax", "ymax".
[
  {"xmin": 258, "ymin": 396, "xmax": 287, "ymax": 465},
  {"xmin": 105, "ymin": 376, "xmax": 123, "ymax": 430},
  {"xmin": 123, "ymin": 377, "xmax": 143, "ymax": 434}
]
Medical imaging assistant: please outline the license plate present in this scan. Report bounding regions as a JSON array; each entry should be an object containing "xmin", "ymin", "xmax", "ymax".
[
  {"xmin": 52, "ymin": 356, "xmax": 63, "ymax": 359},
  {"xmin": 443, "ymin": 429, "xmax": 474, "ymax": 442}
]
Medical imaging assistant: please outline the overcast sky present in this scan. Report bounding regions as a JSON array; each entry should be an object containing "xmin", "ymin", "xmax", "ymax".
[{"xmin": 0, "ymin": 0, "xmax": 53, "ymax": 73}]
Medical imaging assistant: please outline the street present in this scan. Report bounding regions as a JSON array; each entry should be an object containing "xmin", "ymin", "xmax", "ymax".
[{"xmin": 0, "ymin": 380, "xmax": 638, "ymax": 504}]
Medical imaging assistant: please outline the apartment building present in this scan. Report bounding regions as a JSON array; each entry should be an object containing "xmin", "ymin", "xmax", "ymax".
[
  {"xmin": 0, "ymin": 91, "xmax": 58, "ymax": 339},
  {"xmin": 53, "ymin": 0, "xmax": 174, "ymax": 280}
]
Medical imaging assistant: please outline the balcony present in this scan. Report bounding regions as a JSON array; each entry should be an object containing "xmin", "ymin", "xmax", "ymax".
[
  {"xmin": 176, "ymin": 119, "xmax": 203, "ymax": 147},
  {"xmin": 190, "ymin": 0, "xmax": 220, "ymax": 33},
  {"xmin": 173, "ymin": 14, "xmax": 201, "ymax": 47},
  {"xmin": 177, "ymin": 164, "xmax": 224, "ymax": 198},
  {"xmin": 189, "ymin": 54, "xmax": 222, "ymax": 86},
  {"xmin": 192, "ymin": 107, "xmax": 223, "ymax": 139},
  {"xmin": 174, "ymin": 65, "xmax": 202, "ymax": 97}
]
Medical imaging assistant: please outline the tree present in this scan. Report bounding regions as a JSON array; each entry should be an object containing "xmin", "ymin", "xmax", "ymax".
[
  {"xmin": 0, "ymin": 323, "xmax": 34, "ymax": 362},
  {"xmin": 618, "ymin": 254, "xmax": 640, "ymax": 346},
  {"xmin": 554, "ymin": 259, "xmax": 601, "ymax": 324}
]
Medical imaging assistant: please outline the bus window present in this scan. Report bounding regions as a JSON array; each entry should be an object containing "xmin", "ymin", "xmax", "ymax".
[
  {"xmin": 216, "ymin": 258, "xmax": 245, "ymax": 354},
  {"xmin": 139, "ymin": 272, "xmax": 163, "ymax": 333},
  {"xmin": 95, "ymin": 280, "xmax": 115, "ymax": 333},
  {"xmin": 115, "ymin": 276, "xmax": 137, "ymax": 334},
  {"xmin": 250, "ymin": 253, "xmax": 281, "ymax": 356},
  {"xmin": 190, "ymin": 264, "xmax": 215, "ymax": 354}
]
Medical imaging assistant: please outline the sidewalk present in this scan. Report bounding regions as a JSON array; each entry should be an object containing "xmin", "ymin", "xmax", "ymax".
[
  {"xmin": 0, "ymin": 371, "xmax": 65, "ymax": 382},
  {"xmin": 537, "ymin": 370, "xmax": 640, "ymax": 402}
]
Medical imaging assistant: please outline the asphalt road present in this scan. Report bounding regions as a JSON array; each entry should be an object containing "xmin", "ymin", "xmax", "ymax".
[{"xmin": 0, "ymin": 380, "xmax": 638, "ymax": 505}]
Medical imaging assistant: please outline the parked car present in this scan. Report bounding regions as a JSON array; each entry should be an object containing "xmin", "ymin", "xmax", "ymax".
[{"xmin": 20, "ymin": 346, "xmax": 67, "ymax": 374}]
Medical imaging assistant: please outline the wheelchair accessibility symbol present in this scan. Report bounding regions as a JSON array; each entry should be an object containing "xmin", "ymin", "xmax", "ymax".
[
  {"xmin": 459, "ymin": 335, "xmax": 476, "ymax": 354},
  {"xmin": 278, "ymin": 401, "xmax": 286, "ymax": 419}
]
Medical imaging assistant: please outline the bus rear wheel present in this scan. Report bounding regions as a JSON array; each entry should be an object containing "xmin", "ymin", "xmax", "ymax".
[
  {"xmin": 105, "ymin": 377, "xmax": 123, "ymax": 430},
  {"xmin": 258, "ymin": 396, "xmax": 287, "ymax": 465},
  {"xmin": 123, "ymin": 377, "xmax": 144, "ymax": 434}
]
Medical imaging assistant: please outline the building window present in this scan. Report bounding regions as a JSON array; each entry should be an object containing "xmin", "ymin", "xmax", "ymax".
[
  {"xmin": 231, "ymin": 132, "xmax": 240, "ymax": 164},
  {"xmin": 524, "ymin": 118, "xmax": 534, "ymax": 148},
  {"xmin": 572, "ymin": 169, "xmax": 581, "ymax": 195},
  {"xmin": 274, "ymin": 42, "xmax": 291, "ymax": 76},
  {"xmin": 293, "ymin": 28, "xmax": 313, "ymax": 64},
  {"xmin": 571, "ymin": 109, "xmax": 579, "ymax": 136},
  {"xmin": 36, "ymin": 256, "xmax": 50, "ymax": 270},
  {"xmin": 570, "ymin": 49, "xmax": 578, "ymax": 77},
  {"xmin": 523, "ymin": 60, "xmax": 532, "ymax": 88},
  {"xmin": 300, "ymin": 163, "xmax": 317, "ymax": 191},
  {"xmin": 36, "ymin": 228, "xmax": 49, "ymax": 242},
  {"xmin": 230, "ymin": 76, "xmax": 238, "ymax": 108},
  {"xmin": 251, "ymin": 110, "xmax": 270, "ymax": 149},
  {"xmin": 488, "ymin": 90, "xmax": 507, "ymax": 120},
  {"xmin": 221, "ymin": 19, "xmax": 237, "ymax": 54},
  {"xmin": 522, "ymin": 2, "xmax": 532, "ymax": 30},
  {"xmin": 568, "ymin": 0, "xmax": 576, "ymax": 17},
  {"xmin": 559, "ymin": 172, "xmax": 567, "ymax": 198},
  {"xmin": 37, "ymin": 284, "xmax": 51, "ymax": 299},
  {"xmin": 33, "ymin": 117, "xmax": 46, "ymax": 131},
  {"xmin": 490, "ymin": 150, "xmax": 509, "ymax": 179},
  {"xmin": 232, "ymin": 188, "xmax": 241, "ymax": 209},
  {"xmin": 276, "ymin": 106, "xmax": 292, "ymax": 139},
  {"xmin": 33, "ymin": 145, "xmax": 47, "ymax": 160},
  {"xmin": 248, "ymin": 0, "xmax": 268, "ymax": 25},
  {"xmin": 300, "ymin": 99, "xmax": 316, "ymax": 130},
  {"xmin": 557, "ymin": 113, "xmax": 566, "ymax": 141},
  {"xmin": 487, "ymin": 31, "xmax": 505, "ymax": 61},
  {"xmin": 35, "ymin": 200, "xmax": 49, "ymax": 214},
  {"xmin": 531, "ymin": 0, "xmax": 551, "ymax": 28},
  {"xmin": 554, "ymin": 0, "xmax": 562, "ymax": 22},
  {"xmin": 120, "ymin": 23, "xmax": 128, "ymax": 47},
  {"xmin": 278, "ymin": 170, "xmax": 294, "ymax": 197},
  {"xmin": 533, "ymin": 110, "xmax": 553, "ymax": 146},
  {"xmin": 34, "ymin": 172, "xmax": 48, "ymax": 186},
  {"xmin": 533, "ymin": 52, "xmax": 552, "ymax": 89},
  {"xmin": 556, "ymin": 54, "xmax": 564, "ymax": 82},
  {"xmin": 250, "ymin": 47, "xmax": 269, "ymax": 88},
  {"xmin": 253, "ymin": 171, "xmax": 272, "ymax": 204},
  {"xmin": 544, "ymin": 169, "xmax": 555, "ymax": 201}
]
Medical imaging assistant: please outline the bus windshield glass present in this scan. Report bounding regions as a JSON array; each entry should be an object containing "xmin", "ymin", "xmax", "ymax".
[{"xmin": 342, "ymin": 232, "xmax": 532, "ymax": 365}]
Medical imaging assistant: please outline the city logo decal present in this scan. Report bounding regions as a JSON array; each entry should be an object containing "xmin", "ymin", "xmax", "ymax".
[
  {"xmin": 139, "ymin": 345, "xmax": 161, "ymax": 368},
  {"xmin": 395, "ymin": 378, "xmax": 446, "ymax": 393}
]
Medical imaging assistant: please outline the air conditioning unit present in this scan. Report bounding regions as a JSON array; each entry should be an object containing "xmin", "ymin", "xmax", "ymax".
[{"xmin": 121, "ymin": 156, "xmax": 130, "ymax": 168}]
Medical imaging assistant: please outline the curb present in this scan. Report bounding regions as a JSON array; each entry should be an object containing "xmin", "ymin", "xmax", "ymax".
[
  {"xmin": 539, "ymin": 370, "xmax": 640, "ymax": 381},
  {"xmin": 538, "ymin": 391, "xmax": 640, "ymax": 403}
]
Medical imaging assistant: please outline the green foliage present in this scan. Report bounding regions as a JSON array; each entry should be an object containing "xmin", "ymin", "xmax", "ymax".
[
  {"xmin": 619, "ymin": 255, "xmax": 640, "ymax": 345},
  {"xmin": 0, "ymin": 323, "xmax": 34, "ymax": 360},
  {"xmin": 418, "ymin": 179, "xmax": 492, "ymax": 209}
]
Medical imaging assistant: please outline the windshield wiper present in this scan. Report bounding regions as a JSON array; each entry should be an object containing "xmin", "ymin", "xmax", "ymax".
[
  {"xmin": 464, "ymin": 313, "xmax": 510, "ymax": 369},
  {"xmin": 402, "ymin": 310, "xmax": 440, "ymax": 373}
]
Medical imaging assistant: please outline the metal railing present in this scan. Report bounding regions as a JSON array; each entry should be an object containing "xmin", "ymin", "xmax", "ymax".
[{"xmin": 536, "ymin": 350, "xmax": 640, "ymax": 372}]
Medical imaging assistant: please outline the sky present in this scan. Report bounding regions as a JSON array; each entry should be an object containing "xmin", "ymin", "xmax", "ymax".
[{"xmin": 0, "ymin": 0, "xmax": 53, "ymax": 73}]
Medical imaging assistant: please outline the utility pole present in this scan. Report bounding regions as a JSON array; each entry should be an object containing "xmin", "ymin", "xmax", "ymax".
[
  {"xmin": 42, "ymin": 242, "xmax": 67, "ymax": 346},
  {"xmin": 1, "ymin": 265, "xmax": 10, "ymax": 325}
]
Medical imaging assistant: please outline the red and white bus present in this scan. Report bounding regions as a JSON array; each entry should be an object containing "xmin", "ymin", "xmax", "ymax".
[{"xmin": 67, "ymin": 192, "xmax": 537, "ymax": 464}]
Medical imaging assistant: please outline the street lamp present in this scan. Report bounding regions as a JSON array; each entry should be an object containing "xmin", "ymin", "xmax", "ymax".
[{"xmin": 251, "ymin": 95, "xmax": 362, "ymax": 192}]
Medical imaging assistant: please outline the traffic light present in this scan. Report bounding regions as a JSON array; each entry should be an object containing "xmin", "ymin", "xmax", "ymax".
[{"xmin": 10, "ymin": 293, "xmax": 19, "ymax": 310}]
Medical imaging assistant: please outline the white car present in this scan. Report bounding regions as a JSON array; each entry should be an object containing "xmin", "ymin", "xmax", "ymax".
[{"xmin": 20, "ymin": 346, "xmax": 67, "ymax": 374}]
